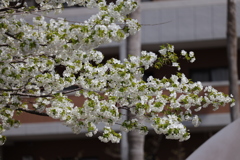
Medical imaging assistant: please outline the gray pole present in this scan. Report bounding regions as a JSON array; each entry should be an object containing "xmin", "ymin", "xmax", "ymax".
[
  {"xmin": 227, "ymin": 0, "xmax": 240, "ymax": 121},
  {"xmin": 119, "ymin": 40, "xmax": 129, "ymax": 160},
  {"xmin": 127, "ymin": 0, "xmax": 145, "ymax": 159}
]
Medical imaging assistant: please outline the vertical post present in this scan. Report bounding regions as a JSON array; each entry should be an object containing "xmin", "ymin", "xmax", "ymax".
[
  {"xmin": 127, "ymin": 0, "xmax": 145, "ymax": 160},
  {"xmin": 227, "ymin": 0, "xmax": 240, "ymax": 121},
  {"xmin": 119, "ymin": 40, "xmax": 129, "ymax": 160}
]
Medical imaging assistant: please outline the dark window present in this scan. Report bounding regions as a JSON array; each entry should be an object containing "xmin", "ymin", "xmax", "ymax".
[{"xmin": 190, "ymin": 67, "xmax": 229, "ymax": 82}]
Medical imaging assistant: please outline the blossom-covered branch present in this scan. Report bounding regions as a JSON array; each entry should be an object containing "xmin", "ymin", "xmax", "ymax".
[{"xmin": 0, "ymin": 0, "xmax": 234, "ymax": 145}]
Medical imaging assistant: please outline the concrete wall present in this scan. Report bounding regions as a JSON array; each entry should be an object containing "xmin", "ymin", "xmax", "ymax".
[
  {"xmin": 45, "ymin": 0, "xmax": 240, "ymax": 50},
  {"xmin": 141, "ymin": 0, "xmax": 240, "ymax": 47}
]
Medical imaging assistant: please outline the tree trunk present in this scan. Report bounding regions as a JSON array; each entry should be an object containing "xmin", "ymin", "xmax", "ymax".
[
  {"xmin": 127, "ymin": 0, "xmax": 145, "ymax": 160},
  {"xmin": 128, "ymin": 126, "xmax": 145, "ymax": 160},
  {"xmin": 227, "ymin": 0, "xmax": 240, "ymax": 121}
]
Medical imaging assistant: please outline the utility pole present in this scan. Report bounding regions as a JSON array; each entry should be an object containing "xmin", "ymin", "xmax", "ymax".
[{"xmin": 227, "ymin": 0, "xmax": 240, "ymax": 121}]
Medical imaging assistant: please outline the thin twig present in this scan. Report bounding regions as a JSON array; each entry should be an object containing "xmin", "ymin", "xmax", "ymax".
[
  {"xmin": 31, "ymin": 12, "xmax": 172, "ymax": 26},
  {"xmin": 141, "ymin": 21, "xmax": 172, "ymax": 26}
]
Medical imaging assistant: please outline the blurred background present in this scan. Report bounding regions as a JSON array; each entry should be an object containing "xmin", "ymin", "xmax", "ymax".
[{"xmin": 2, "ymin": 0, "xmax": 240, "ymax": 159}]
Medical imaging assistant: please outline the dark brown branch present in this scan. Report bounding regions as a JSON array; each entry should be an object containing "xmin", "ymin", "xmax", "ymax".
[
  {"xmin": 0, "ymin": 44, "xmax": 9, "ymax": 47},
  {"xmin": 2, "ymin": 87, "xmax": 81, "ymax": 98},
  {"xmin": 16, "ymin": 107, "xmax": 49, "ymax": 116},
  {"xmin": 12, "ymin": 86, "xmax": 83, "ymax": 97},
  {"xmin": 61, "ymin": 87, "xmax": 82, "ymax": 95},
  {"xmin": 0, "ymin": 84, "xmax": 105, "ymax": 98},
  {"xmin": 0, "ymin": 60, "xmax": 26, "ymax": 63},
  {"xmin": 0, "ymin": 0, "xmax": 25, "ymax": 12},
  {"xmin": 5, "ymin": 104, "xmax": 48, "ymax": 117},
  {"xmin": 5, "ymin": 32, "xmax": 20, "ymax": 41},
  {"xmin": 0, "ymin": 85, "xmax": 81, "ymax": 97},
  {"xmin": 5, "ymin": 32, "xmax": 48, "ymax": 47},
  {"xmin": 9, "ymin": 93, "xmax": 54, "ymax": 98},
  {"xmin": 5, "ymin": 7, "xmax": 63, "ymax": 16}
]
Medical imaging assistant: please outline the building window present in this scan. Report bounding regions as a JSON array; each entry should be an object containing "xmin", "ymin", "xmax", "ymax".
[{"xmin": 190, "ymin": 67, "xmax": 229, "ymax": 82}]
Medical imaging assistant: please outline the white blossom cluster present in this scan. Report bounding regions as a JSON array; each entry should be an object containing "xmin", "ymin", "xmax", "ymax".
[
  {"xmin": 0, "ymin": 0, "xmax": 235, "ymax": 145},
  {"xmin": 99, "ymin": 127, "xmax": 121, "ymax": 143},
  {"xmin": 121, "ymin": 118, "xmax": 148, "ymax": 135},
  {"xmin": 151, "ymin": 115, "xmax": 190, "ymax": 142}
]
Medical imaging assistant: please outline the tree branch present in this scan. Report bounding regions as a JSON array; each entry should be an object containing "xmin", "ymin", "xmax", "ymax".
[
  {"xmin": 0, "ymin": 0, "xmax": 25, "ymax": 12},
  {"xmin": 61, "ymin": 87, "xmax": 82, "ymax": 95},
  {"xmin": 1, "ymin": 87, "xmax": 80, "ymax": 98},
  {"xmin": 0, "ymin": 60, "xmax": 26, "ymax": 63},
  {"xmin": 0, "ymin": 44, "xmax": 9, "ymax": 47},
  {"xmin": 4, "ymin": 32, "xmax": 20, "ymax": 41},
  {"xmin": 5, "ymin": 104, "xmax": 48, "ymax": 117},
  {"xmin": 4, "ymin": 32, "xmax": 48, "ymax": 47},
  {"xmin": 0, "ymin": 88, "xmax": 21, "ymax": 92},
  {"xmin": 16, "ymin": 107, "xmax": 49, "ymax": 116},
  {"xmin": 9, "ymin": 93, "xmax": 54, "ymax": 98}
]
